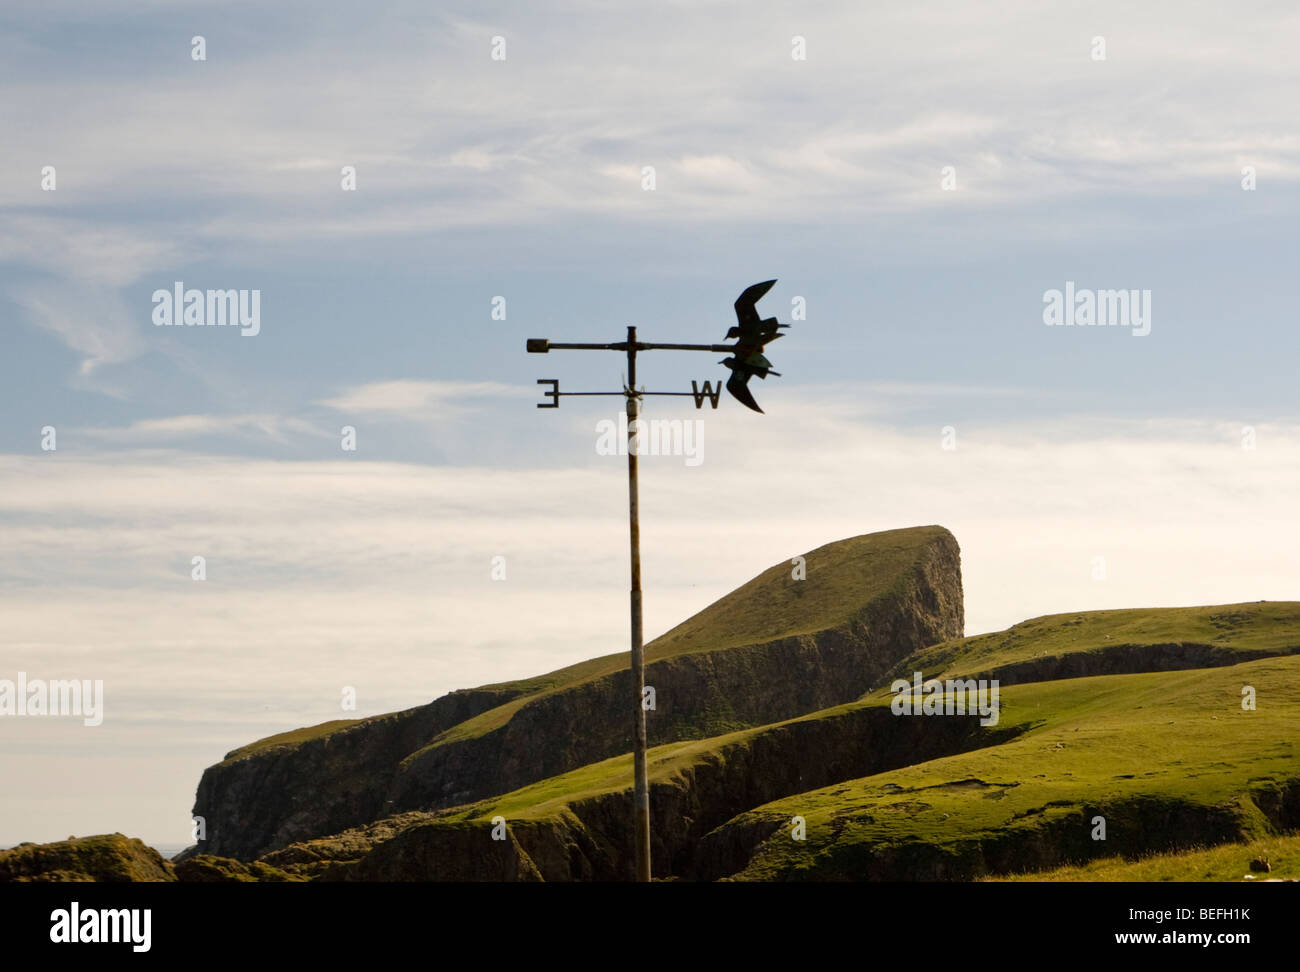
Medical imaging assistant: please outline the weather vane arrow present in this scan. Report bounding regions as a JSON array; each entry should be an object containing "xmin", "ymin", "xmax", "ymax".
[{"xmin": 525, "ymin": 280, "xmax": 789, "ymax": 882}]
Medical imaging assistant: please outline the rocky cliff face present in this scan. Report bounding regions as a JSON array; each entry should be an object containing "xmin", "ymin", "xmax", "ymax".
[
  {"xmin": 191, "ymin": 686, "xmax": 523, "ymax": 861},
  {"xmin": 294, "ymin": 698, "xmax": 1024, "ymax": 882},
  {"xmin": 193, "ymin": 525, "xmax": 964, "ymax": 859}
]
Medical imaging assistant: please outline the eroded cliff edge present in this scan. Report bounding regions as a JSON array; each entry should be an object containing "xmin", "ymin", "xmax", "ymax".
[{"xmin": 193, "ymin": 525, "xmax": 963, "ymax": 859}]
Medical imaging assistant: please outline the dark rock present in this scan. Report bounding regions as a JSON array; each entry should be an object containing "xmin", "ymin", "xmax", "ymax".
[
  {"xmin": 173, "ymin": 854, "xmax": 301, "ymax": 882},
  {"xmin": 341, "ymin": 820, "xmax": 544, "ymax": 882}
]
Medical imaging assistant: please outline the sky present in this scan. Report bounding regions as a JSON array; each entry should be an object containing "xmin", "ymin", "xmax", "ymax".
[{"xmin": 2, "ymin": 0, "xmax": 1299, "ymax": 847}]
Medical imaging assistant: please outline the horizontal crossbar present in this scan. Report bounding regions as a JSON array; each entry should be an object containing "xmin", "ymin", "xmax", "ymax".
[{"xmin": 527, "ymin": 338, "xmax": 734, "ymax": 354}]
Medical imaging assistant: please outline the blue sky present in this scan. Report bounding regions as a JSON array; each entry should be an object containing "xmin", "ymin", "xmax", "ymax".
[{"xmin": 2, "ymin": 0, "xmax": 1299, "ymax": 846}]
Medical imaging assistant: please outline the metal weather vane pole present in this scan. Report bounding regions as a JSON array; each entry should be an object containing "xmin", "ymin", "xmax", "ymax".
[{"xmin": 526, "ymin": 279, "xmax": 788, "ymax": 882}]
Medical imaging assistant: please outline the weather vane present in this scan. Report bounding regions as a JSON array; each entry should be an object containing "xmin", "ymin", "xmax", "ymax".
[{"xmin": 526, "ymin": 279, "xmax": 789, "ymax": 881}]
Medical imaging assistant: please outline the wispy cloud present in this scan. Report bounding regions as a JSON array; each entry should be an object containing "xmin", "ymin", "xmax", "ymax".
[
  {"xmin": 11, "ymin": 282, "xmax": 141, "ymax": 375},
  {"xmin": 4, "ymin": 3, "xmax": 1297, "ymax": 237},
  {"xmin": 318, "ymin": 379, "xmax": 519, "ymax": 418},
  {"xmin": 1, "ymin": 216, "xmax": 196, "ymax": 375},
  {"xmin": 81, "ymin": 413, "xmax": 330, "ymax": 445}
]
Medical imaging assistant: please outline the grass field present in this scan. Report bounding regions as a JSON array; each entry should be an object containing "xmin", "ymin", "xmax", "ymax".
[
  {"xmin": 986, "ymin": 834, "xmax": 1300, "ymax": 882},
  {"xmin": 232, "ymin": 593, "xmax": 1300, "ymax": 882},
  {"xmin": 881, "ymin": 601, "xmax": 1300, "ymax": 686},
  {"xmin": 376, "ymin": 619, "xmax": 1300, "ymax": 881},
  {"xmin": 720, "ymin": 656, "xmax": 1298, "ymax": 879}
]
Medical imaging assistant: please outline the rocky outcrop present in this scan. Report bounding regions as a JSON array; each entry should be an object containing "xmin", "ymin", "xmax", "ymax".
[
  {"xmin": 325, "ymin": 699, "xmax": 1024, "ymax": 881},
  {"xmin": 191, "ymin": 687, "xmax": 523, "ymax": 861},
  {"xmin": 194, "ymin": 525, "xmax": 964, "ymax": 859},
  {"xmin": 707, "ymin": 782, "xmax": 1300, "ymax": 881},
  {"xmin": 255, "ymin": 625, "xmax": 1300, "ymax": 882},
  {"xmin": 172, "ymin": 854, "xmax": 302, "ymax": 882},
  {"xmin": 0, "ymin": 834, "xmax": 175, "ymax": 883},
  {"xmin": 344, "ymin": 821, "xmax": 544, "ymax": 882}
]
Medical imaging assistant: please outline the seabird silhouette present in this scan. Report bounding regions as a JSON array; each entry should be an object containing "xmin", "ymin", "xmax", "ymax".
[{"xmin": 720, "ymin": 279, "xmax": 787, "ymax": 413}]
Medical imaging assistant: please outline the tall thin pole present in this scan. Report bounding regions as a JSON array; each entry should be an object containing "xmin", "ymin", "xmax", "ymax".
[
  {"xmin": 527, "ymin": 282, "xmax": 788, "ymax": 879},
  {"xmin": 625, "ymin": 325, "xmax": 651, "ymax": 881}
]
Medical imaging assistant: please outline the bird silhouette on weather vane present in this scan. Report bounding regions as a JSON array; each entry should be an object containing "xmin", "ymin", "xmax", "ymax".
[
  {"xmin": 720, "ymin": 278, "xmax": 787, "ymax": 412},
  {"xmin": 526, "ymin": 279, "xmax": 790, "ymax": 412}
]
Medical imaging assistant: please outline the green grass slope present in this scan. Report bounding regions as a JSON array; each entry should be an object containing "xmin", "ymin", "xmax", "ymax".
[
  {"xmin": 878, "ymin": 601, "xmax": 1300, "ymax": 691},
  {"xmin": 224, "ymin": 719, "xmax": 362, "ymax": 762},
  {"xmin": 985, "ymin": 834, "xmax": 1300, "ymax": 882},
  {"xmin": 424, "ymin": 525, "xmax": 957, "ymax": 748},
  {"xmin": 258, "ymin": 688, "xmax": 1026, "ymax": 879},
  {"xmin": 278, "ymin": 603, "xmax": 1300, "ymax": 881},
  {"xmin": 711, "ymin": 655, "xmax": 1299, "ymax": 880},
  {"xmin": 388, "ymin": 602, "xmax": 1300, "ymax": 829}
]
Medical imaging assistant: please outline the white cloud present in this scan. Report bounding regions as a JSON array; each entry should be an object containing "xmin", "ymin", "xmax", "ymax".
[
  {"xmin": 2, "ymin": 2, "xmax": 1297, "ymax": 242},
  {"xmin": 81, "ymin": 414, "xmax": 330, "ymax": 444},
  {"xmin": 317, "ymin": 379, "xmax": 519, "ymax": 417},
  {"xmin": 1, "ymin": 216, "xmax": 195, "ymax": 375},
  {"xmin": 10, "ymin": 282, "xmax": 142, "ymax": 375},
  {"xmin": 4, "ymin": 404, "xmax": 1297, "ymax": 715},
  {"xmin": 0, "ymin": 215, "xmax": 188, "ymax": 288}
]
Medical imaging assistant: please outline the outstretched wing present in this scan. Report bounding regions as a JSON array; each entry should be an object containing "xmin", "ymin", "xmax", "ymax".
[
  {"xmin": 725, "ymin": 368, "xmax": 764, "ymax": 413},
  {"xmin": 731, "ymin": 279, "xmax": 778, "ymax": 334}
]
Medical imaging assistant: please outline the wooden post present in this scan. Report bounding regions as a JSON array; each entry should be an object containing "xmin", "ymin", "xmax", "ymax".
[{"xmin": 625, "ymin": 325, "xmax": 651, "ymax": 882}]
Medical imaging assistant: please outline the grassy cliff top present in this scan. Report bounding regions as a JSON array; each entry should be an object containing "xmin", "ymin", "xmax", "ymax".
[
  {"xmin": 414, "ymin": 608, "xmax": 1300, "ymax": 869},
  {"xmin": 410, "ymin": 525, "xmax": 954, "ymax": 752},
  {"xmin": 882, "ymin": 600, "xmax": 1300, "ymax": 686},
  {"xmin": 224, "ymin": 719, "xmax": 363, "ymax": 762},
  {"xmin": 419, "ymin": 653, "xmax": 1300, "ymax": 879},
  {"xmin": 247, "ymin": 600, "xmax": 1300, "ymax": 881},
  {"xmin": 227, "ymin": 525, "xmax": 953, "ymax": 767},
  {"xmin": 470, "ymin": 524, "xmax": 954, "ymax": 694},
  {"xmin": 723, "ymin": 654, "xmax": 1300, "ymax": 879},
  {"xmin": 984, "ymin": 833, "xmax": 1300, "ymax": 882}
]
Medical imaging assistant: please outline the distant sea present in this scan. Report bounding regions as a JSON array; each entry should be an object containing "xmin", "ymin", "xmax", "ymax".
[{"xmin": 150, "ymin": 843, "xmax": 191, "ymax": 861}]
